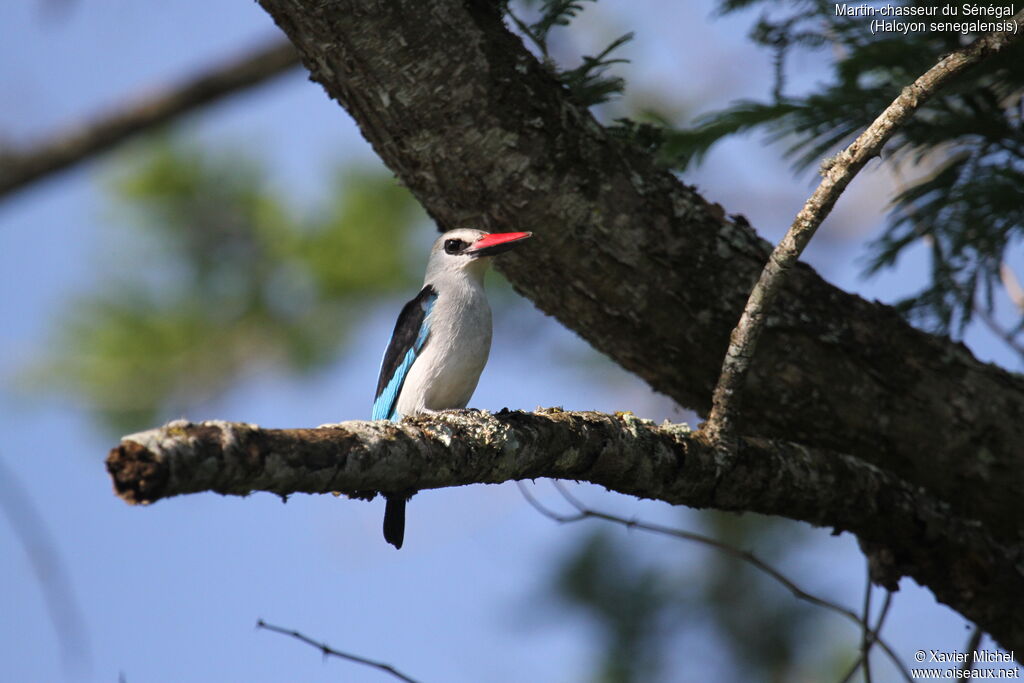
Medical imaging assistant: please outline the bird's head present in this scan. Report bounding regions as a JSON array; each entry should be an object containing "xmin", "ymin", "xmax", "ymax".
[{"xmin": 425, "ymin": 228, "xmax": 532, "ymax": 283}]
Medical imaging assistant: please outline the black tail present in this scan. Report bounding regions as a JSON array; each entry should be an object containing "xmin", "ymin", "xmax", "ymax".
[{"xmin": 383, "ymin": 496, "xmax": 406, "ymax": 549}]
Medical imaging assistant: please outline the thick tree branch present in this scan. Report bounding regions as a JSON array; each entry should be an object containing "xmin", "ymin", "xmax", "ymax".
[
  {"xmin": 255, "ymin": 0, "xmax": 1024, "ymax": 538},
  {"xmin": 705, "ymin": 9, "xmax": 1024, "ymax": 442},
  {"xmin": 107, "ymin": 409, "xmax": 1024, "ymax": 651},
  {"xmin": 0, "ymin": 39, "xmax": 300, "ymax": 201}
]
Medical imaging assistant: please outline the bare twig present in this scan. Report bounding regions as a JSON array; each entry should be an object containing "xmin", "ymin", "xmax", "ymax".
[
  {"xmin": 520, "ymin": 481, "xmax": 912, "ymax": 683},
  {"xmin": 861, "ymin": 571, "xmax": 875, "ymax": 683},
  {"xmin": 505, "ymin": 8, "xmax": 548, "ymax": 59},
  {"xmin": 256, "ymin": 620, "xmax": 422, "ymax": 683},
  {"xmin": 870, "ymin": 593, "xmax": 894, "ymax": 676},
  {"xmin": 838, "ymin": 587, "xmax": 894, "ymax": 683},
  {"xmin": 0, "ymin": 454, "xmax": 91, "ymax": 673},
  {"xmin": 704, "ymin": 10, "xmax": 1024, "ymax": 443},
  {"xmin": 961, "ymin": 627, "xmax": 983, "ymax": 674},
  {"xmin": 0, "ymin": 39, "xmax": 300, "ymax": 201}
]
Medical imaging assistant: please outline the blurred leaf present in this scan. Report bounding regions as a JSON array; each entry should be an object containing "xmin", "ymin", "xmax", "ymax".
[
  {"xmin": 697, "ymin": 512, "xmax": 825, "ymax": 682},
  {"xmin": 551, "ymin": 529, "xmax": 677, "ymax": 683},
  {"xmin": 656, "ymin": 100, "xmax": 800, "ymax": 170},
  {"xmin": 558, "ymin": 32, "xmax": 634, "ymax": 107},
  {"xmin": 295, "ymin": 169, "xmax": 418, "ymax": 296},
  {"xmin": 639, "ymin": 0, "xmax": 1024, "ymax": 336},
  {"xmin": 29, "ymin": 135, "xmax": 423, "ymax": 434},
  {"xmin": 546, "ymin": 512, "xmax": 846, "ymax": 682},
  {"xmin": 505, "ymin": 0, "xmax": 633, "ymax": 107},
  {"xmin": 529, "ymin": 0, "xmax": 593, "ymax": 47}
]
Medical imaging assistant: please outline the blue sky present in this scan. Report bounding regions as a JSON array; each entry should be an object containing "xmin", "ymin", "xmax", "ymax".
[{"xmin": 1, "ymin": 1, "xmax": 1020, "ymax": 681}]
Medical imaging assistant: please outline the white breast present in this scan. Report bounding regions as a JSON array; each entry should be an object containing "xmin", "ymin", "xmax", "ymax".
[{"xmin": 396, "ymin": 283, "xmax": 492, "ymax": 415}]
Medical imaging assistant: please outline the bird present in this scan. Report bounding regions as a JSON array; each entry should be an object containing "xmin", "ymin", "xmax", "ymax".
[{"xmin": 372, "ymin": 228, "xmax": 532, "ymax": 549}]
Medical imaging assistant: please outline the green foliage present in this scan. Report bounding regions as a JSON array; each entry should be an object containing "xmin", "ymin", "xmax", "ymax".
[
  {"xmin": 657, "ymin": 0, "xmax": 1024, "ymax": 335},
  {"xmin": 866, "ymin": 152, "xmax": 1024, "ymax": 329},
  {"xmin": 696, "ymin": 512, "xmax": 828, "ymax": 680},
  {"xmin": 546, "ymin": 512, "xmax": 843, "ymax": 682},
  {"xmin": 558, "ymin": 32, "xmax": 633, "ymax": 108},
  {"xmin": 33, "ymin": 137, "xmax": 422, "ymax": 434},
  {"xmin": 551, "ymin": 529, "xmax": 677, "ymax": 683},
  {"xmin": 522, "ymin": 0, "xmax": 592, "ymax": 46},
  {"xmin": 655, "ymin": 101, "xmax": 802, "ymax": 169},
  {"xmin": 505, "ymin": 0, "xmax": 633, "ymax": 107},
  {"xmin": 606, "ymin": 117, "xmax": 668, "ymax": 157}
]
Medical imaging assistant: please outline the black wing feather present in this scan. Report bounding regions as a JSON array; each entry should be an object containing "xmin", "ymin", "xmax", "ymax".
[{"xmin": 374, "ymin": 284, "xmax": 437, "ymax": 401}]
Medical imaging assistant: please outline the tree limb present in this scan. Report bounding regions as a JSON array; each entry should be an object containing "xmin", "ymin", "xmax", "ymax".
[
  {"xmin": 106, "ymin": 409, "xmax": 1024, "ymax": 651},
  {"xmin": 254, "ymin": 0, "xmax": 1024, "ymax": 538},
  {"xmin": 705, "ymin": 9, "xmax": 1024, "ymax": 442},
  {"xmin": 0, "ymin": 39, "xmax": 300, "ymax": 201}
]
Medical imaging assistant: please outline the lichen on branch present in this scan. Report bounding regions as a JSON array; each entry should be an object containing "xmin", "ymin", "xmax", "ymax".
[{"xmin": 107, "ymin": 408, "xmax": 1024, "ymax": 650}]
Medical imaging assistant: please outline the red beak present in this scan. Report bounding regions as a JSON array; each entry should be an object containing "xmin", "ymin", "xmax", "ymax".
[{"xmin": 468, "ymin": 231, "xmax": 533, "ymax": 257}]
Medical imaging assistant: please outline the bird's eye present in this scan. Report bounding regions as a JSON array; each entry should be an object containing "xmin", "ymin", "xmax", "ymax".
[{"xmin": 444, "ymin": 239, "xmax": 468, "ymax": 255}]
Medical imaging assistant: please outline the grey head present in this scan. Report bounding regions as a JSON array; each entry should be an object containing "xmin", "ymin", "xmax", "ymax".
[{"xmin": 423, "ymin": 228, "xmax": 533, "ymax": 285}]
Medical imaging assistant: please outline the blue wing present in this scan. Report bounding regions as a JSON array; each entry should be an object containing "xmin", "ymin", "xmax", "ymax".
[{"xmin": 372, "ymin": 285, "xmax": 437, "ymax": 421}]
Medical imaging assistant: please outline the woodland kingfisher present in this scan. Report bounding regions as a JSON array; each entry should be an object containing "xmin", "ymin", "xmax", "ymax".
[{"xmin": 372, "ymin": 228, "xmax": 532, "ymax": 548}]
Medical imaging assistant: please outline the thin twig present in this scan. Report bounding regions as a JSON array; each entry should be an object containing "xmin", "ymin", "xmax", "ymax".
[
  {"xmin": 839, "ymin": 588, "xmax": 894, "ymax": 683},
  {"xmin": 0, "ymin": 39, "xmax": 300, "ymax": 201},
  {"xmin": 961, "ymin": 627, "xmax": 983, "ymax": 674},
  {"xmin": 0, "ymin": 454, "xmax": 91, "ymax": 673},
  {"xmin": 862, "ymin": 570, "xmax": 875, "ymax": 683},
  {"xmin": 521, "ymin": 481, "xmax": 911, "ymax": 683},
  {"xmin": 505, "ymin": 7, "xmax": 548, "ymax": 59},
  {"xmin": 872, "ymin": 593, "xmax": 894, "ymax": 672},
  {"xmin": 704, "ymin": 9, "xmax": 1024, "ymax": 443},
  {"xmin": 256, "ymin": 620, "xmax": 422, "ymax": 683}
]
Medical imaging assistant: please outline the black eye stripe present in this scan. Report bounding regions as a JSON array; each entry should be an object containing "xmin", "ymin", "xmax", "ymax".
[{"xmin": 444, "ymin": 239, "xmax": 469, "ymax": 254}]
